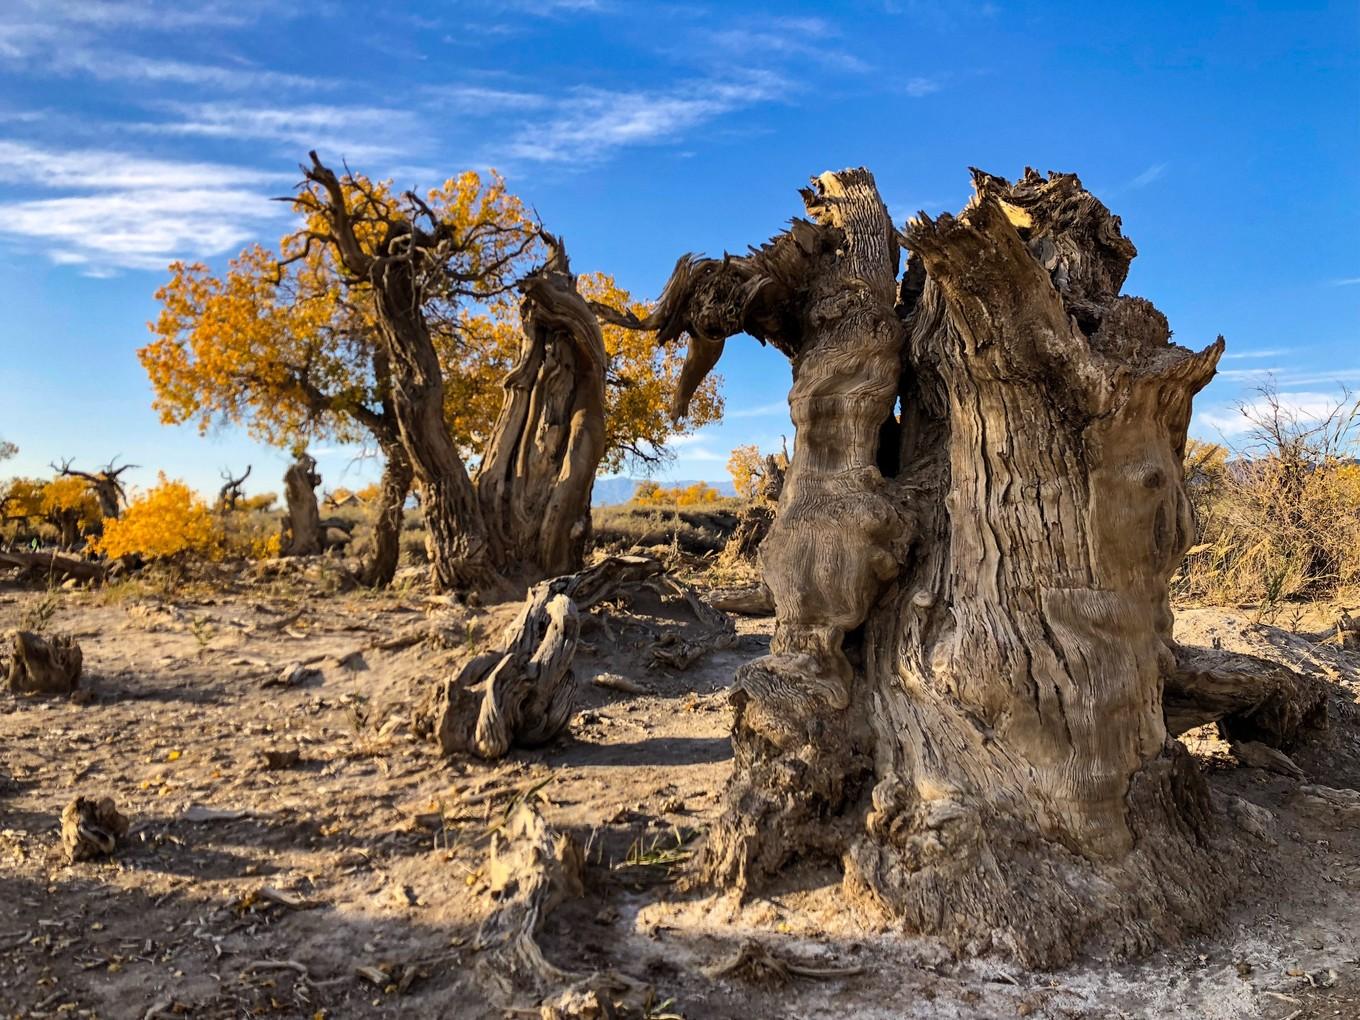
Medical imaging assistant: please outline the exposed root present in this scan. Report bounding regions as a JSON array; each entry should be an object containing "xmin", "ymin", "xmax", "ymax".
[
  {"xmin": 702, "ymin": 939, "xmax": 863, "ymax": 986},
  {"xmin": 1166, "ymin": 645, "xmax": 1327, "ymax": 748}
]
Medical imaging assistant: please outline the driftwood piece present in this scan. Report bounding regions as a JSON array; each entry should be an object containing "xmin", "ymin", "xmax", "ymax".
[
  {"xmin": 1165, "ymin": 645, "xmax": 1327, "ymax": 748},
  {"xmin": 60, "ymin": 796, "xmax": 128, "ymax": 862},
  {"xmin": 5, "ymin": 630, "xmax": 83, "ymax": 695},
  {"xmin": 0, "ymin": 550, "xmax": 106, "ymax": 583}
]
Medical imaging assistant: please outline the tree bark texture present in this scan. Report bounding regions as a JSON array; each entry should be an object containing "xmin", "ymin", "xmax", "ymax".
[
  {"xmin": 617, "ymin": 166, "xmax": 1323, "ymax": 966},
  {"xmin": 475, "ymin": 235, "xmax": 608, "ymax": 579},
  {"xmin": 281, "ymin": 453, "xmax": 322, "ymax": 557}
]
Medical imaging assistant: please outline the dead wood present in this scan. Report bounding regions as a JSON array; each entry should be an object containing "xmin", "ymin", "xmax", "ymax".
[
  {"xmin": 617, "ymin": 166, "xmax": 1261, "ymax": 966},
  {"xmin": 704, "ymin": 585, "xmax": 774, "ymax": 616},
  {"xmin": 217, "ymin": 465, "xmax": 251, "ymax": 511},
  {"xmin": 646, "ymin": 575, "xmax": 737, "ymax": 671},
  {"xmin": 5, "ymin": 630, "xmax": 83, "ymax": 695},
  {"xmin": 0, "ymin": 550, "xmax": 106, "ymax": 583},
  {"xmin": 474, "ymin": 802, "xmax": 649, "ymax": 1014},
  {"xmin": 1165, "ymin": 645, "xmax": 1327, "ymax": 748},
  {"xmin": 281, "ymin": 453, "xmax": 322, "ymax": 557},
  {"xmin": 415, "ymin": 556, "xmax": 669, "ymax": 759},
  {"xmin": 60, "ymin": 796, "xmax": 128, "ymax": 862}
]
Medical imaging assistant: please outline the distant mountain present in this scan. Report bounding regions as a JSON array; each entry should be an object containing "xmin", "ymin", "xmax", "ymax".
[{"xmin": 591, "ymin": 476, "xmax": 736, "ymax": 506}]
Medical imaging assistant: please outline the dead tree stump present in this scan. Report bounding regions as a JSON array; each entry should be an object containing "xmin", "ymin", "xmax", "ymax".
[
  {"xmin": 281, "ymin": 453, "xmax": 322, "ymax": 557},
  {"xmin": 607, "ymin": 166, "xmax": 1327, "ymax": 966},
  {"xmin": 5, "ymin": 630, "xmax": 83, "ymax": 695}
]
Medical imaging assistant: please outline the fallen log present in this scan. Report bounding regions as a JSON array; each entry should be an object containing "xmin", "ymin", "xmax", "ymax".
[
  {"xmin": 0, "ymin": 550, "xmax": 106, "ymax": 583},
  {"xmin": 1164, "ymin": 645, "xmax": 1327, "ymax": 749}
]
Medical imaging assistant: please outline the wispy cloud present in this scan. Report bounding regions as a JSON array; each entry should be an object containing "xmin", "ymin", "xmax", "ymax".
[
  {"xmin": 500, "ymin": 71, "xmax": 786, "ymax": 164},
  {"xmin": 1128, "ymin": 162, "xmax": 1169, "ymax": 189},
  {"xmin": 701, "ymin": 17, "xmax": 873, "ymax": 74},
  {"xmin": 57, "ymin": 50, "xmax": 324, "ymax": 91},
  {"xmin": 903, "ymin": 76, "xmax": 942, "ymax": 97},
  {"xmin": 1196, "ymin": 390, "xmax": 1356, "ymax": 439},
  {"xmin": 1221, "ymin": 348, "xmax": 1289, "ymax": 360},
  {"xmin": 0, "ymin": 141, "xmax": 289, "ymax": 272},
  {"xmin": 1328, "ymin": 276, "xmax": 1360, "ymax": 287},
  {"xmin": 142, "ymin": 101, "xmax": 419, "ymax": 161}
]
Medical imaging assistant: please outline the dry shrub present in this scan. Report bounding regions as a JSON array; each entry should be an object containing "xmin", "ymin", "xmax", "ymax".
[{"xmin": 1177, "ymin": 384, "xmax": 1360, "ymax": 607}]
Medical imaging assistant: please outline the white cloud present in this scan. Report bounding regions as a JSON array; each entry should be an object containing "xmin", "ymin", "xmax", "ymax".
[
  {"xmin": 57, "ymin": 50, "xmax": 324, "ymax": 91},
  {"xmin": 0, "ymin": 141, "xmax": 289, "ymax": 271},
  {"xmin": 501, "ymin": 72, "xmax": 786, "ymax": 164},
  {"xmin": 1195, "ymin": 390, "xmax": 1355, "ymax": 439},
  {"xmin": 1221, "ymin": 348, "xmax": 1289, "ymax": 360},
  {"xmin": 143, "ymin": 101, "xmax": 419, "ymax": 160},
  {"xmin": 1329, "ymin": 276, "xmax": 1360, "ymax": 286},
  {"xmin": 1128, "ymin": 162, "xmax": 1168, "ymax": 189},
  {"xmin": 903, "ymin": 76, "xmax": 942, "ymax": 97}
]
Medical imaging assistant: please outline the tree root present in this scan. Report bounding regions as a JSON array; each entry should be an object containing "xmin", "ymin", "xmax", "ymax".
[{"xmin": 5, "ymin": 630, "xmax": 83, "ymax": 695}]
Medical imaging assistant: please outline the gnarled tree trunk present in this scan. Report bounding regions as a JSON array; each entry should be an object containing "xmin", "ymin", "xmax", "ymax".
[
  {"xmin": 282, "ymin": 453, "xmax": 322, "ymax": 557},
  {"xmin": 476, "ymin": 235, "xmax": 608, "ymax": 579},
  {"xmin": 612, "ymin": 167, "xmax": 1324, "ymax": 967}
]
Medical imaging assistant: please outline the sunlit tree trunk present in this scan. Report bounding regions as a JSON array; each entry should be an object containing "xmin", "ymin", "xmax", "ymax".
[
  {"xmin": 613, "ymin": 167, "xmax": 1325, "ymax": 965},
  {"xmin": 476, "ymin": 236, "xmax": 607, "ymax": 579}
]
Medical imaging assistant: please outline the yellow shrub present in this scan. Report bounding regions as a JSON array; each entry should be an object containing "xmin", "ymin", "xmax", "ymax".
[
  {"xmin": 631, "ymin": 480, "xmax": 723, "ymax": 506},
  {"xmin": 94, "ymin": 476, "xmax": 223, "ymax": 560}
]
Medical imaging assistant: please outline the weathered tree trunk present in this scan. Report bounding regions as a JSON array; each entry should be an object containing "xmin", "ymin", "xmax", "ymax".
[
  {"xmin": 371, "ymin": 256, "xmax": 498, "ymax": 592},
  {"xmin": 281, "ymin": 453, "xmax": 322, "ymax": 556},
  {"xmin": 297, "ymin": 153, "xmax": 504, "ymax": 595},
  {"xmin": 613, "ymin": 167, "xmax": 1323, "ymax": 966},
  {"xmin": 475, "ymin": 235, "xmax": 608, "ymax": 579},
  {"xmin": 359, "ymin": 440, "xmax": 413, "ymax": 588},
  {"xmin": 217, "ymin": 466, "xmax": 251, "ymax": 512}
]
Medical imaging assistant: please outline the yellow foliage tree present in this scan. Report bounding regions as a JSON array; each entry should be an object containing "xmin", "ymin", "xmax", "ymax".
[
  {"xmin": 140, "ymin": 170, "xmax": 538, "ymax": 586},
  {"xmin": 94, "ymin": 476, "xmax": 222, "ymax": 560},
  {"xmin": 727, "ymin": 444, "xmax": 763, "ymax": 501}
]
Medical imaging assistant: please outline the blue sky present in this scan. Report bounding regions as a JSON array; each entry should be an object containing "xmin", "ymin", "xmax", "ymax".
[{"xmin": 0, "ymin": 0, "xmax": 1356, "ymax": 498}]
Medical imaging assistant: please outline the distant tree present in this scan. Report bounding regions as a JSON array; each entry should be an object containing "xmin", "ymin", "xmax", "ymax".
[{"xmin": 94, "ymin": 475, "xmax": 221, "ymax": 561}]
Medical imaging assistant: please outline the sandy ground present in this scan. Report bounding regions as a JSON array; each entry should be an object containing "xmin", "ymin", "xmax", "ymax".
[{"xmin": 2, "ymin": 570, "xmax": 1360, "ymax": 1020}]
